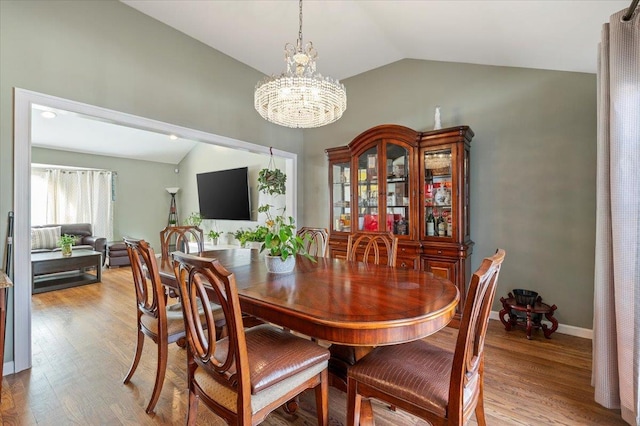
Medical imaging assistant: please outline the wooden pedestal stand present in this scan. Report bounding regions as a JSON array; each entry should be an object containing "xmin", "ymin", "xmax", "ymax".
[{"xmin": 499, "ymin": 293, "xmax": 558, "ymax": 340}]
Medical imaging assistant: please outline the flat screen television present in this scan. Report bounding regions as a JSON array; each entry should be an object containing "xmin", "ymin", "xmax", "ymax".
[{"xmin": 197, "ymin": 167, "xmax": 251, "ymax": 220}]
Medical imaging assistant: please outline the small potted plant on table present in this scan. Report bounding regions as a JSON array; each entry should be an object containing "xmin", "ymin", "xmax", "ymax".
[
  {"xmin": 233, "ymin": 226, "xmax": 268, "ymax": 249},
  {"xmin": 58, "ymin": 234, "xmax": 76, "ymax": 257},
  {"xmin": 208, "ymin": 230, "xmax": 222, "ymax": 245}
]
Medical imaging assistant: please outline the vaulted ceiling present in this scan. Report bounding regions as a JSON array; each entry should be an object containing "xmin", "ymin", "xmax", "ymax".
[{"xmin": 33, "ymin": 1, "xmax": 630, "ymax": 163}]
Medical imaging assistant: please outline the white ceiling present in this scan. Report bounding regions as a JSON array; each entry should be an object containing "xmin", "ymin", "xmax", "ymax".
[
  {"xmin": 122, "ymin": 0, "xmax": 629, "ymax": 78},
  {"xmin": 34, "ymin": 0, "xmax": 630, "ymax": 163},
  {"xmin": 31, "ymin": 105, "xmax": 197, "ymax": 164}
]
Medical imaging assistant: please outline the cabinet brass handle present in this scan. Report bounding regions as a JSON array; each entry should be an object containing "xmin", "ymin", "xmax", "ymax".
[{"xmin": 437, "ymin": 250, "xmax": 442, "ymax": 254}]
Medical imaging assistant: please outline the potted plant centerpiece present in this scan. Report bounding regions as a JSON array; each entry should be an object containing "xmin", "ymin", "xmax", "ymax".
[
  {"xmin": 257, "ymin": 162, "xmax": 313, "ymax": 273},
  {"xmin": 58, "ymin": 234, "xmax": 76, "ymax": 257}
]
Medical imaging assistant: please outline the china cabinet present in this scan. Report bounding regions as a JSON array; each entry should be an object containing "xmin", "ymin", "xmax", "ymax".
[{"xmin": 327, "ymin": 124, "xmax": 474, "ymax": 324}]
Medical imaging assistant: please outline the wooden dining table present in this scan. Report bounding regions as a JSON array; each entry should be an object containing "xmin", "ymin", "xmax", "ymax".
[
  {"xmin": 157, "ymin": 248, "xmax": 459, "ymax": 346},
  {"xmin": 157, "ymin": 248, "xmax": 459, "ymax": 422}
]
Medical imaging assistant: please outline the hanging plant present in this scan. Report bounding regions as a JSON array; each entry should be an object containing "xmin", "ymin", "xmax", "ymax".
[
  {"xmin": 258, "ymin": 167, "xmax": 286, "ymax": 196},
  {"xmin": 258, "ymin": 151, "xmax": 287, "ymax": 196}
]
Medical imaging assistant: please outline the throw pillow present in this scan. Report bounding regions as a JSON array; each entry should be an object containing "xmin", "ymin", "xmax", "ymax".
[{"xmin": 31, "ymin": 226, "xmax": 62, "ymax": 250}]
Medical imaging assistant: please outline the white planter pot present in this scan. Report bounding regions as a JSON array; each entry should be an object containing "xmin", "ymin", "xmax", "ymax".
[{"xmin": 264, "ymin": 254, "xmax": 295, "ymax": 274}]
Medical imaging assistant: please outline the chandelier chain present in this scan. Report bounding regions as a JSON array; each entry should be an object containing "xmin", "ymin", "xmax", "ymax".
[{"xmin": 298, "ymin": 0, "xmax": 303, "ymax": 48}]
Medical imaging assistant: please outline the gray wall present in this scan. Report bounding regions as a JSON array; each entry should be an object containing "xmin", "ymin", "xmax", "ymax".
[
  {"xmin": 304, "ymin": 59, "xmax": 597, "ymax": 329},
  {"xmin": 32, "ymin": 147, "xmax": 178, "ymax": 250},
  {"xmin": 0, "ymin": 0, "xmax": 302, "ymax": 365},
  {"xmin": 0, "ymin": 1, "xmax": 598, "ymax": 369},
  {"xmin": 176, "ymin": 143, "xmax": 286, "ymax": 238}
]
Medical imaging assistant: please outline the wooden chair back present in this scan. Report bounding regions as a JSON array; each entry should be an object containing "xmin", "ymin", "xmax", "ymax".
[
  {"xmin": 172, "ymin": 252, "xmax": 254, "ymax": 421},
  {"xmin": 297, "ymin": 227, "xmax": 329, "ymax": 257},
  {"xmin": 124, "ymin": 238, "xmax": 167, "ymax": 323},
  {"xmin": 159, "ymin": 225, "xmax": 204, "ymax": 261},
  {"xmin": 346, "ymin": 231, "xmax": 398, "ymax": 267},
  {"xmin": 449, "ymin": 248, "xmax": 505, "ymax": 423}
]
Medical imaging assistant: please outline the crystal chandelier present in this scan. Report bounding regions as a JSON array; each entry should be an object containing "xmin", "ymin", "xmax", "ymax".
[{"xmin": 254, "ymin": 0, "xmax": 347, "ymax": 129}]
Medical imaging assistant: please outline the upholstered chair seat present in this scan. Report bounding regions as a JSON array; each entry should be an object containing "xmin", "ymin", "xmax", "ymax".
[
  {"xmin": 195, "ymin": 324, "xmax": 329, "ymax": 415},
  {"xmin": 139, "ymin": 302, "xmax": 223, "ymax": 336},
  {"xmin": 348, "ymin": 340, "xmax": 455, "ymax": 417}
]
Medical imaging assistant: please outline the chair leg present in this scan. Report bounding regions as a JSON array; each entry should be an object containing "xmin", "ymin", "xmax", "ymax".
[
  {"xmin": 315, "ymin": 370, "xmax": 329, "ymax": 426},
  {"xmin": 123, "ymin": 329, "xmax": 144, "ymax": 384},
  {"xmin": 346, "ymin": 377, "xmax": 361, "ymax": 426},
  {"xmin": 186, "ymin": 390, "xmax": 199, "ymax": 426},
  {"xmin": 145, "ymin": 339, "xmax": 168, "ymax": 413},
  {"xmin": 475, "ymin": 360, "xmax": 487, "ymax": 426}
]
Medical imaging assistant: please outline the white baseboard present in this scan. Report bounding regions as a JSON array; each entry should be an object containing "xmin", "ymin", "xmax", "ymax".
[
  {"xmin": 3, "ymin": 361, "xmax": 15, "ymax": 376},
  {"xmin": 489, "ymin": 311, "xmax": 593, "ymax": 340}
]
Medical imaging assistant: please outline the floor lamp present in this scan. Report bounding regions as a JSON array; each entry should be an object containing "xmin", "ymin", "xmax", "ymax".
[{"xmin": 166, "ymin": 187, "xmax": 180, "ymax": 227}]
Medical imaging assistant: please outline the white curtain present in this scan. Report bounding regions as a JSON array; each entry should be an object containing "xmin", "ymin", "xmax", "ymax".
[
  {"xmin": 32, "ymin": 168, "xmax": 114, "ymax": 241},
  {"xmin": 593, "ymin": 6, "xmax": 640, "ymax": 426}
]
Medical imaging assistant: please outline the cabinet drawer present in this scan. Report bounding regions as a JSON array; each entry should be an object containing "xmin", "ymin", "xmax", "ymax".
[
  {"xmin": 396, "ymin": 256, "xmax": 419, "ymax": 270},
  {"xmin": 422, "ymin": 246, "xmax": 460, "ymax": 257},
  {"xmin": 397, "ymin": 244, "xmax": 421, "ymax": 256}
]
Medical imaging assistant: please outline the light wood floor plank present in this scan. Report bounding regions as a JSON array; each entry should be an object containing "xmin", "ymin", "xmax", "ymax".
[{"xmin": 0, "ymin": 267, "xmax": 626, "ymax": 425}]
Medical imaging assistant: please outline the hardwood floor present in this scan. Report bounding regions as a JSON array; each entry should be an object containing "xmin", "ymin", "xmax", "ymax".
[{"xmin": 0, "ymin": 267, "xmax": 626, "ymax": 425}]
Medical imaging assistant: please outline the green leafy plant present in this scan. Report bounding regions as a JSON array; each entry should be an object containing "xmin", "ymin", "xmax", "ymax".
[
  {"xmin": 233, "ymin": 225, "xmax": 268, "ymax": 247},
  {"xmin": 258, "ymin": 167, "xmax": 286, "ymax": 196},
  {"xmin": 260, "ymin": 214, "xmax": 311, "ymax": 261},
  {"xmin": 257, "ymin": 165, "xmax": 313, "ymax": 262},
  {"xmin": 208, "ymin": 230, "xmax": 222, "ymax": 240},
  {"xmin": 58, "ymin": 234, "xmax": 76, "ymax": 247},
  {"xmin": 184, "ymin": 211, "xmax": 203, "ymax": 227},
  {"xmin": 58, "ymin": 234, "xmax": 76, "ymax": 256}
]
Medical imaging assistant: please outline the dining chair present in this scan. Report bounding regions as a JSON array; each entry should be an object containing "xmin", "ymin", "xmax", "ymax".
[
  {"xmin": 123, "ymin": 237, "xmax": 187, "ymax": 413},
  {"xmin": 123, "ymin": 238, "xmax": 224, "ymax": 414},
  {"xmin": 172, "ymin": 251, "xmax": 330, "ymax": 426},
  {"xmin": 297, "ymin": 227, "xmax": 329, "ymax": 257},
  {"xmin": 160, "ymin": 225, "xmax": 204, "ymax": 299},
  {"xmin": 329, "ymin": 231, "xmax": 400, "ymax": 391},
  {"xmin": 346, "ymin": 249, "xmax": 506, "ymax": 426},
  {"xmin": 346, "ymin": 231, "xmax": 398, "ymax": 267},
  {"xmin": 159, "ymin": 225, "xmax": 204, "ymax": 261}
]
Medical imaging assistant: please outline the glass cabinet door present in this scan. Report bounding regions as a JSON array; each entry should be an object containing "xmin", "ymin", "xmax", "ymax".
[
  {"xmin": 385, "ymin": 143, "xmax": 410, "ymax": 236},
  {"xmin": 331, "ymin": 162, "xmax": 351, "ymax": 232},
  {"xmin": 357, "ymin": 146, "xmax": 379, "ymax": 231},
  {"xmin": 355, "ymin": 143, "xmax": 411, "ymax": 235},
  {"xmin": 424, "ymin": 148, "xmax": 453, "ymax": 239}
]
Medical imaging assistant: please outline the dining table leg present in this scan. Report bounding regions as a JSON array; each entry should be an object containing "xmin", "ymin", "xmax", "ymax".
[{"xmin": 329, "ymin": 344, "xmax": 377, "ymax": 425}]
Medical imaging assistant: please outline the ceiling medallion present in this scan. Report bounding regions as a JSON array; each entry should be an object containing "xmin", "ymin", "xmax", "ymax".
[{"xmin": 254, "ymin": 0, "xmax": 346, "ymax": 128}]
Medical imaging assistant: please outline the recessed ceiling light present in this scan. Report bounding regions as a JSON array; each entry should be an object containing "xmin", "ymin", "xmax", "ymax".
[
  {"xmin": 41, "ymin": 111, "xmax": 57, "ymax": 119},
  {"xmin": 169, "ymin": 134, "xmax": 178, "ymax": 140}
]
